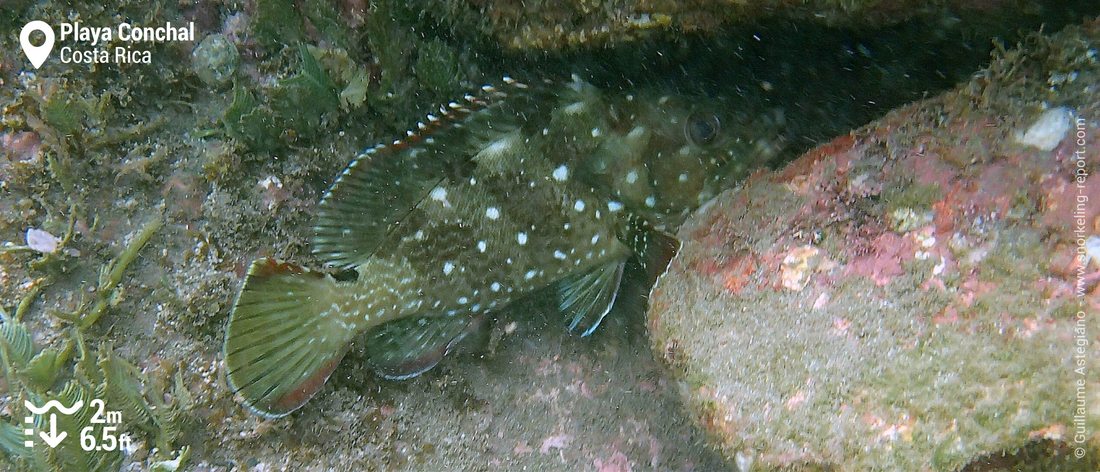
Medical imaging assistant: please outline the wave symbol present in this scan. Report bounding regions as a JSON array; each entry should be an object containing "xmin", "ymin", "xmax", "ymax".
[{"xmin": 24, "ymin": 399, "xmax": 84, "ymax": 416}]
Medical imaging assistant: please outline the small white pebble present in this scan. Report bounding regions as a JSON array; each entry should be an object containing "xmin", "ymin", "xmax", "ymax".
[
  {"xmin": 1015, "ymin": 106, "xmax": 1074, "ymax": 151},
  {"xmin": 26, "ymin": 228, "xmax": 60, "ymax": 254}
]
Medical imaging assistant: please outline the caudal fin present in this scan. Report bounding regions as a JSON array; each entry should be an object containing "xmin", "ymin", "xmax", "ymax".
[{"xmin": 223, "ymin": 259, "xmax": 358, "ymax": 418}]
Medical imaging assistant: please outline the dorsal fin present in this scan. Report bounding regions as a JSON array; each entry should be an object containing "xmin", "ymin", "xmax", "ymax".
[{"xmin": 312, "ymin": 77, "xmax": 547, "ymax": 269}]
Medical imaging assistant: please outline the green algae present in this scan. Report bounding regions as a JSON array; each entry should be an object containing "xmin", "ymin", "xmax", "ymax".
[
  {"xmin": 252, "ymin": 0, "xmax": 304, "ymax": 50},
  {"xmin": 222, "ymin": 82, "xmax": 275, "ymax": 151},
  {"xmin": 270, "ymin": 45, "xmax": 340, "ymax": 134},
  {"xmin": 414, "ymin": 39, "xmax": 463, "ymax": 97},
  {"xmin": 0, "ymin": 212, "xmax": 187, "ymax": 471},
  {"xmin": 0, "ymin": 319, "xmax": 191, "ymax": 472},
  {"xmin": 301, "ymin": 0, "xmax": 353, "ymax": 52},
  {"xmin": 882, "ymin": 182, "xmax": 941, "ymax": 212},
  {"xmin": 220, "ymin": 45, "xmax": 338, "ymax": 151}
]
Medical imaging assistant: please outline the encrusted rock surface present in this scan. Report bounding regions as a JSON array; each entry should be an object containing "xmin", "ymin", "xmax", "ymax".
[
  {"xmin": 427, "ymin": 0, "xmax": 1092, "ymax": 50},
  {"xmin": 648, "ymin": 18, "xmax": 1100, "ymax": 471}
]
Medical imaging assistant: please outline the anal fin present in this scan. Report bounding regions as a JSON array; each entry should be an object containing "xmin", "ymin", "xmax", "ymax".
[
  {"xmin": 559, "ymin": 259, "xmax": 627, "ymax": 337},
  {"xmin": 365, "ymin": 314, "xmax": 488, "ymax": 380}
]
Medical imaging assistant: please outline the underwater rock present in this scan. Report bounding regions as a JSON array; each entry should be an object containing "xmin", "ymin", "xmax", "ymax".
[
  {"xmin": 426, "ymin": 0, "xmax": 1068, "ymax": 50},
  {"xmin": 191, "ymin": 33, "xmax": 239, "ymax": 86},
  {"xmin": 648, "ymin": 18, "xmax": 1100, "ymax": 471}
]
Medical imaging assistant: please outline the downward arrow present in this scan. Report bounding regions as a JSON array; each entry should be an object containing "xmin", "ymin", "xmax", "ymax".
[{"xmin": 39, "ymin": 414, "xmax": 66, "ymax": 448}]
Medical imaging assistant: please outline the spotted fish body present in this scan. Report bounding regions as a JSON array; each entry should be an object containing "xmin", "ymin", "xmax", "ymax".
[{"xmin": 224, "ymin": 76, "xmax": 775, "ymax": 417}]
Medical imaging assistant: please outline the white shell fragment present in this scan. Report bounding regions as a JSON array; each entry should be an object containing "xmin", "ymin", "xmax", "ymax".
[
  {"xmin": 1014, "ymin": 106, "xmax": 1074, "ymax": 151},
  {"xmin": 26, "ymin": 228, "xmax": 61, "ymax": 254}
]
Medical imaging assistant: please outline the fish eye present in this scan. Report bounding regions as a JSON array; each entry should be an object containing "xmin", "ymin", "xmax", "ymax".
[{"xmin": 685, "ymin": 112, "xmax": 720, "ymax": 146}]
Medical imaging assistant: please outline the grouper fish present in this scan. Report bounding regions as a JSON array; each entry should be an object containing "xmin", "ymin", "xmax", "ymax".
[{"xmin": 223, "ymin": 75, "xmax": 777, "ymax": 418}]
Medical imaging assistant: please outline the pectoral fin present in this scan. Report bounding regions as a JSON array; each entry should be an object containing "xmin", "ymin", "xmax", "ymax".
[{"xmin": 559, "ymin": 259, "xmax": 627, "ymax": 337}]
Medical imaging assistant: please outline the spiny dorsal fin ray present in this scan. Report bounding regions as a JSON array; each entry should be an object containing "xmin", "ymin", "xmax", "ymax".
[
  {"xmin": 223, "ymin": 258, "xmax": 358, "ymax": 418},
  {"xmin": 364, "ymin": 314, "xmax": 487, "ymax": 380},
  {"xmin": 313, "ymin": 77, "xmax": 552, "ymax": 269},
  {"xmin": 560, "ymin": 258, "xmax": 628, "ymax": 337}
]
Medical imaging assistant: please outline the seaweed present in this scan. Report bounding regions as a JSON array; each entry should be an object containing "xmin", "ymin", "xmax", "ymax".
[
  {"xmin": 301, "ymin": 0, "xmax": 352, "ymax": 51},
  {"xmin": 47, "ymin": 216, "xmax": 163, "ymax": 329},
  {"xmin": 222, "ymin": 81, "xmax": 277, "ymax": 151},
  {"xmin": 414, "ymin": 39, "xmax": 463, "ymax": 97},
  {"xmin": 221, "ymin": 45, "xmax": 339, "ymax": 151},
  {"xmin": 0, "ymin": 318, "xmax": 193, "ymax": 471},
  {"xmin": 269, "ymin": 44, "xmax": 340, "ymax": 134},
  {"xmin": 252, "ymin": 0, "xmax": 304, "ymax": 50}
]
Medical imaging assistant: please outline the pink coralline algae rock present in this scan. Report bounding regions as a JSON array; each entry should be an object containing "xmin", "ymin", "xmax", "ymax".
[{"xmin": 647, "ymin": 18, "xmax": 1100, "ymax": 472}]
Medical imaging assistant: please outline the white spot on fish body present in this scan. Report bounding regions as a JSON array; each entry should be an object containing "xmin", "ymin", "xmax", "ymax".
[
  {"xmin": 491, "ymin": 282, "xmax": 501, "ymax": 292},
  {"xmin": 517, "ymin": 232, "xmax": 528, "ymax": 245},
  {"xmin": 645, "ymin": 196, "xmax": 656, "ymax": 207},
  {"xmin": 430, "ymin": 187, "xmax": 450, "ymax": 207},
  {"xmin": 626, "ymin": 170, "xmax": 638, "ymax": 184},
  {"xmin": 525, "ymin": 270, "xmax": 537, "ymax": 280},
  {"xmin": 564, "ymin": 101, "xmax": 586, "ymax": 115},
  {"xmin": 486, "ymin": 207, "xmax": 501, "ymax": 220},
  {"xmin": 483, "ymin": 136, "xmax": 513, "ymax": 156},
  {"xmin": 554, "ymin": 250, "xmax": 567, "ymax": 260},
  {"xmin": 458, "ymin": 297, "xmax": 468, "ymax": 304},
  {"xmin": 477, "ymin": 240, "xmax": 487, "ymax": 252},
  {"xmin": 591, "ymin": 128, "xmax": 602, "ymax": 137},
  {"xmin": 574, "ymin": 200, "xmax": 585, "ymax": 212},
  {"xmin": 553, "ymin": 165, "xmax": 569, "ymax": 181},
  {"xmin": 679, "ymin": 172, "xmax": 689, "ymax": 182},
  {"xmin": 443, "ymin": 261, "xmax": 455, "ymax": 275},
  {"xmin": 591, "ymin": 234, "xmax": 600, "ymax": 244}
]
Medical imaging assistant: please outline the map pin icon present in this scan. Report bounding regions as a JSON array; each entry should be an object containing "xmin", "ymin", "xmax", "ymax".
[{"xmin": 20, "ymin": 21, "xmax": 55, "ymax": 69}]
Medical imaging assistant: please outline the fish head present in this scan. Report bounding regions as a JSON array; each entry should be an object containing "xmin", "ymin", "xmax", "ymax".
[{"xmin": 573, "ymin": 85, "xmax": 785, "ymax": 230}]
